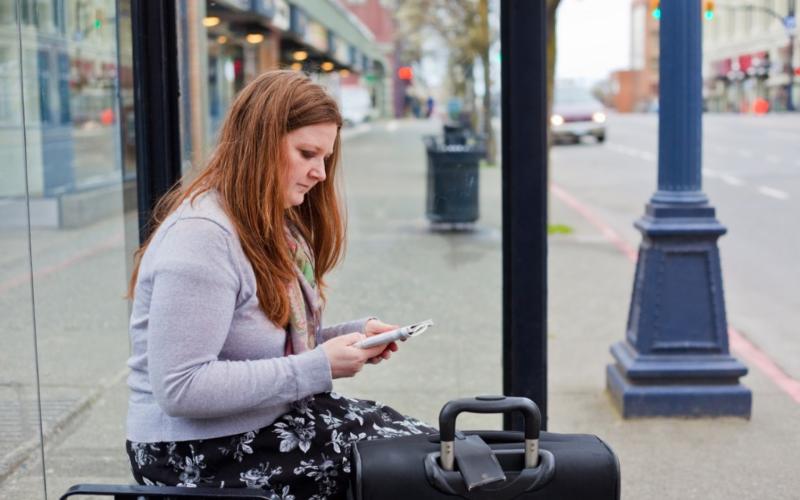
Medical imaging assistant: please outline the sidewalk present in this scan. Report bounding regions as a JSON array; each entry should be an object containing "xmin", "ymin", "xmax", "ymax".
[
  {"xmin": 546, "ymin": 193, "xmax": 800, "ymax": 499},
  {"xmin": 2, "ymin": 118, "xmax": 798, "ymax": 499}
]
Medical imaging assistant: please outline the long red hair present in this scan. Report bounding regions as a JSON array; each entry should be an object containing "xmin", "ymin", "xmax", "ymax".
[{"xmin": 127, "ymin": 70, "xmax": 345, "ymax": 326}]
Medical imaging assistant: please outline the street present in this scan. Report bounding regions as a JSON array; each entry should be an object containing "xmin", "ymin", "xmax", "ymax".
[{"xmin": 551, "ymin": 112, "xmax": 800, "ymax": 381}]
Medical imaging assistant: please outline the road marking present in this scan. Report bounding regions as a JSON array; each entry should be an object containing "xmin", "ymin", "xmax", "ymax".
[
  {"xmin": 738, "ymin": 149, "xmax": 754, "ymax": 158},
  {"xmin": 757, "ymin": 186, "xmax": 789, "ymax": 200},
  {"xmin": 772, "ymin": 130, "xmax": 797, "ymax": 141},
  {"xmin": 606, "ymin": 143, "xmax": 656, "ymax": 162},
  {"xmin": 386, "ymin": 120, "xmax": 399, "ymax": 132},
  {"xmin": 729, "ymin": 328, "xmax": 800, "ymax": 404},
  {"xmin": 550, "ymin": 182, "xmax": 800, "ymax": 406},
  {"xmin": 605, "ymin": 143, "xmax": 631, "ymax": 155},
  {"xmin": 720, "ymin": 174, "xmax": 744, "ymax": 186},
  {"xmin": 636, "ymin": 151, "xmax": 656, "ymax": 162},
  {"xmin": 766, "ymin": 155, "xmax": 781, "ymax": 164},
  {"xmin": 702, "ymin": 168, "xmax": 720, "ymax": 179},
  {"xmin": 550, "ymin": 184, "xmax": 638, "ymax": 262}
]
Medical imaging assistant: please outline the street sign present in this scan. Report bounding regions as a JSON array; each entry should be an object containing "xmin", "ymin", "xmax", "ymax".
[{"xmin": 784, "ymin": 15, "xmax": 796, "ymax": 36}]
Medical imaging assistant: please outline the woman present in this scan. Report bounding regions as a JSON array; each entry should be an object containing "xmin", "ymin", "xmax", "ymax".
[{"xmin": 125, "ymin": 70, "xmax": 433, "ymax": 499}]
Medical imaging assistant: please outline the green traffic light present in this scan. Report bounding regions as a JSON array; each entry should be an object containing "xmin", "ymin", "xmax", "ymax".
[
  {"xmin": 652, "ymin": 8, "xmax": 661, "ymax": 20},
  {"xmin": 704, "ymin": 11, "xmax": 714, "ymax": 20},
  {"xmin": 94, "ymin": 19, "xmax": 102, "ymax": 29}
]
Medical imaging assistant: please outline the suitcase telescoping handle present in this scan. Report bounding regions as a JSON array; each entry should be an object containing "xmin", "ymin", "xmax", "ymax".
[{"xmin": 439, "ymin": 396, "xmax": 541, "ymax": 471}]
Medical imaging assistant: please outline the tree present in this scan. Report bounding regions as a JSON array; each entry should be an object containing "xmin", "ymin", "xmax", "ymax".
[
  {"xmin": 396, "ymin": 0, "xmax": 561, "ymax": 165},
  {"xmin": 396, "ymin": 0, "xmax": 497, "ymax": 164},
  {"xmin": 546, "ymin": 0, "xmax": 561, "ymax": 122}
]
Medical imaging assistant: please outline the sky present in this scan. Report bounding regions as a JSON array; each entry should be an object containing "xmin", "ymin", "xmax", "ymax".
[{"xmin": 555, "ymin": 0, "xmax": 632, "ymax": 84}]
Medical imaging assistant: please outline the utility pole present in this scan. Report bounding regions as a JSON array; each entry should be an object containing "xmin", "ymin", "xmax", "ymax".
[{"xmin": 787, "ymin": 0, "xmax": 796, "ymax": 111}]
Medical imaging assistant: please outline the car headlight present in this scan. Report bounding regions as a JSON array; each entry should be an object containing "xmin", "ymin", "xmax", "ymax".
[
  {"xmin": 592, "ymin": 112, "xmax": 606, "ymax": 123},
  {"xmin": 550, "ymin": 114, "xmax": 564, "ymax": 126}
]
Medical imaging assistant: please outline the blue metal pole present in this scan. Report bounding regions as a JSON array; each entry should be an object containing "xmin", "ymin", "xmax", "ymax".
[
  {"xmin": 656, "ymin": 0, "xmax": 703, "ymax": 203},
  {"xmin": 606, "ymin": 0, "xmax": 752, "ymax": 418}
]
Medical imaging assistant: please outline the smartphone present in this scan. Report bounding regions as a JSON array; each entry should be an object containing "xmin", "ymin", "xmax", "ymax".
[{"xmin": 355, "ymin": 319, "xmax": 434, "ymax": 349}]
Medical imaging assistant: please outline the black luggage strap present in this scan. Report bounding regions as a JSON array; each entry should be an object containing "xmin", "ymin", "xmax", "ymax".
[
  {"xmin": 452, "ymin": 434, "xmax": 506, "ymax": 490},
  {"xmin": 424, "ymin": 449, "xmax": 555, "ymax": 500}
]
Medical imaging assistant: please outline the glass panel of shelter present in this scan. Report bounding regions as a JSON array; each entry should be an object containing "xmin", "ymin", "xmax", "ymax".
[
  {"xmin": 0, "ymin": 3, "xmax": 46, "ymax": 498},
  {"xmin": 0, "ymin": 0, "xmax": 139, "ymax": 496}
]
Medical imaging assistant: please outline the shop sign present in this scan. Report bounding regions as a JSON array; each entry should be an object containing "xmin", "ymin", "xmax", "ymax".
[
  {"xmin": 349, "ymin": 47, "xmax": 362, "ymax": 71},
  {"xmin": 250, "ymin": 0, "xmax": 275, "ymax": 17},
  {"xmin": 272, "ymin": 0, "xmax": 290, "ymax": 31},
  {"xmin": 290, "ymin": 5, "xmax": 307, "ymax": 36},
  {"xmin": 714, "ymin": 59, "xmax": 732, "ymax": 77},
  {"xmin": 784, "ymin": 15, "xmax": 796, "ymax": 36},
  {"xmin": 215, "ymin": 0, "xmax": 250, "ymax": 11},
  {"xmin": 305, "ymin": 21, "xmax": 328, "ymax": 52},
  {"xmin": 738, "ymin": 54, "xmax": 752, "ymax": 73},
  {"xmin": 334, "ymin": 37, "xmax": 350, "ymax": 66}
]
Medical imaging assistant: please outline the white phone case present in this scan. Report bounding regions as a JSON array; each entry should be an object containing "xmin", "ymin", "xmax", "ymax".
[{"xmin": 355, "ymin": 319, "xmax": 434, "ymax": 349}]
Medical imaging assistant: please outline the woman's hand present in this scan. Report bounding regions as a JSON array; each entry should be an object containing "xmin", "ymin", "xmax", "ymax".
[
  {"xmin": 364, "ymin": 319, "xmax": 400, "ymax": 364},
  {"xmin": 322, "ymin": 333, "xmax": 386, "ymax": 379}
]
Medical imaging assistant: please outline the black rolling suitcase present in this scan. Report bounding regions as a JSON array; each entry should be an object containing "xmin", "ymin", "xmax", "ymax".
[{"xmin": 350, "ymin": 396, "xmax": 620, "ymax": 500}]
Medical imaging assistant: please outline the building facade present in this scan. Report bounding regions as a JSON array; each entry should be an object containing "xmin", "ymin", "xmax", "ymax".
[
  {"xmin": 703, "ymin": 0, "xmax": 798, "ymax": 113},
  {"xmin": 339, "ymin": 0, "xmax": 400, "ymax": 118},
  {"xmin": 622, "ymin": 0, "xmax": 798, "ymax": 113},
  {"xmin": 0, "ymin": 0, "xmax": 388, "ymax": 231},
  {"xmin": 618, "ymin": 0, "xmax": 660, "ymax": 112}
]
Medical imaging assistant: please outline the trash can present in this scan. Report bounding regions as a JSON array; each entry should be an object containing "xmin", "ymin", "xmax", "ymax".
[
  {"xmin": 443, "ymin": 123, "xmax": 469, "ymax": 146},
  {"xmin": 424, "ymin": 137, "xmax": 484, "ymax": 225}
]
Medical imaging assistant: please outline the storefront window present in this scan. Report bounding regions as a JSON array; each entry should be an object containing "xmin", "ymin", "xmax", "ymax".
[{"xmin": 0, "ymin": 0, "xmax": 138, "ymax": 496}]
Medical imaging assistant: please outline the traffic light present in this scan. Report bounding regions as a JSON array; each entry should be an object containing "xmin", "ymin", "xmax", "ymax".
[
  {"xmin": 650, "ymin": 0, "xmax": 661, "ymax": 20},
  {"xmin": 704, "ymin": 1, "xmax": 715, "ymax": 20},
  {"xmin": 397, "ymin": 66, "xmax": 413, "ymax": 81}
]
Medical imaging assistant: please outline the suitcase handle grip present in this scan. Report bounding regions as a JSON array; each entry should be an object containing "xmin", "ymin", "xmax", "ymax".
[
  {"xmin": 439, "ymin": 396, "xmax": 541, "ymax": 442},
  {"xmin": 439, "ymin": 396, "xmax": 541, "ymax": 471}
]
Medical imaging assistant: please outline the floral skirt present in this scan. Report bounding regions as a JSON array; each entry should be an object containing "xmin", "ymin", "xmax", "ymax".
[{"xmin": 126, "ymin": 392, "xmax": 435, "ymax": 499}]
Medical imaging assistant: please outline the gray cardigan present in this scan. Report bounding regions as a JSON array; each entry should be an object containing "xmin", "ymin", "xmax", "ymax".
[{"xmin": 126, "ymin": 191, "xmax": 369, "ymax": 443}]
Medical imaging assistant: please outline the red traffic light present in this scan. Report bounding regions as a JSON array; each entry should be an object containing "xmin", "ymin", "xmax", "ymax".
[{"xmin": 397, "ymin": 66, "xmax": 413, "ymax": 81}]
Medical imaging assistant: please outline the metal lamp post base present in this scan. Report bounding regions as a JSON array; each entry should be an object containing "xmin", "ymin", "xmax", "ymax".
[
  {"xmin": 607, "ymin": 342, "xmax": 752, "ymax": 418},
  {"xmin": 606, "ymin": 201, "xmax": 752, "ymax": 418}
]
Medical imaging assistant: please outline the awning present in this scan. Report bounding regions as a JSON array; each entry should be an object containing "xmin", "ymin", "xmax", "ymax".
[{"xmin": 287, "ymin": 0, "xmax": 388, "ymax": 71}]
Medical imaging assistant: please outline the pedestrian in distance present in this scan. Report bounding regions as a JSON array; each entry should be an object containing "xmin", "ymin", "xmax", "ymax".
[{"xmin": 124, "ymin": 70, "xmax": 433, "ymax": 499}]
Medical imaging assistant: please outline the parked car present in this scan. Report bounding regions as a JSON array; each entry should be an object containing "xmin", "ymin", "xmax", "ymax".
[{"xmin": 551, "ymin": 86, "xmax": 606, "ymax": 144}]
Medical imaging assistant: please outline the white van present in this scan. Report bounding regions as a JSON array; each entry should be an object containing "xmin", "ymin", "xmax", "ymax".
[{"xmin": 340, "ymin": 84, "xmax": 373, "ymax": 126}]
